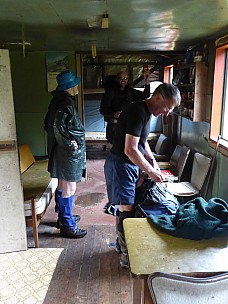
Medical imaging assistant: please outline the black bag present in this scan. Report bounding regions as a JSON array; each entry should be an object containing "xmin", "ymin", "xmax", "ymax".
[
  {"xmin": 134, "ymin": 178, "xmax": 180, "ymax": 218},
  {"xmin": 99, "ymin": 75, "xmax": 117, "ymax": 119}
]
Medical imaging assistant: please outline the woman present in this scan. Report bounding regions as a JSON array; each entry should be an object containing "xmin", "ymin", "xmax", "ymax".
[{"xmin": 44, "ymin": 70, "xmax": 87, "ymax": 239}]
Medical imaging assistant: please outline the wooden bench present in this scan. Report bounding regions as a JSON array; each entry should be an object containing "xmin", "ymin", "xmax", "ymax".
[{"xmin": 19, "ymin": 144, "xmax": 58, "ymax": 248}]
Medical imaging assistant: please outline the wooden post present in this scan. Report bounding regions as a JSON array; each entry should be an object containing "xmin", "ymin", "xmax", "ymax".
[{"xmin": 75, "ymin": 53, "xmax": 84, "ymax": 124}]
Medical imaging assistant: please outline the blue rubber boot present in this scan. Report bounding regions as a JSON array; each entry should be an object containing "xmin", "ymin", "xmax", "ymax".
[
  {"xmin": 59, "ymin": 196, "xmax": 87, "ymax": 239},
  {"xmin": 58, "ymin": 195, "xmax": 76, "ymax": 227},
  {"xmin": 56, "ymin": 191, "xmax": 80, "ymax": 228},
  {"xmin": 55, "ymin": 189, "xmax": 62, "ymax": 213}
]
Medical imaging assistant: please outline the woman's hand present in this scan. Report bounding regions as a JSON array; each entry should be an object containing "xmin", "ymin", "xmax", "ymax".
[{"xmin": 71, "ymin": 140, "xmax": 78, "ymax": 151}]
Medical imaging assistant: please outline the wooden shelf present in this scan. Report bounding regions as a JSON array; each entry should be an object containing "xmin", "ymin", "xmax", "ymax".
[
  {"xmin": 174, "ymin": 61, "xmax": 207, "ymax": 122},
  {"xmin": 84, "ymin": 88, "xmax": 105, "ymax": 94}
]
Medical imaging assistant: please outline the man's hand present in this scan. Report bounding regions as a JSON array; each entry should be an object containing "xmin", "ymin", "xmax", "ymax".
[
  {"xmin": 114, "ymin": 111, "xmax": 122, "ymax": 118},
  {"xmin": 148, "ymin": 169, "xmax": 164, "ymax": 183},
  {"xmin": 143, "ymin": 70, "xmax": 150, "ymax": 85}
]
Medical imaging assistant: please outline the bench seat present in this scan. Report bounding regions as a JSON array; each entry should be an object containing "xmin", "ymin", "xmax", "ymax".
[
  {"xmin": 19, "ymin": 144, "xmax": 58, "ymax": 247},
  {"xmin": 22, "ymin": 159, "xmax": 58, "ymax": 216}
]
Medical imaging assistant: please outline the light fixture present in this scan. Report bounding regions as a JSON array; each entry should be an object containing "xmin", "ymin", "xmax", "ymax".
[
  {"xmin": 91, "ymin": 43, "xmax": 97, "ymax": 59},
  {"xmin": 101, "ymin": 0, "xmax": 109, "ymax": 29},
  {"xmin": 87, "ymin": 15, "xmax": 101, "ymax": 28},
  {"xmin": 101, "ymin": 13, "xmax": 109, "ymax": 29}
]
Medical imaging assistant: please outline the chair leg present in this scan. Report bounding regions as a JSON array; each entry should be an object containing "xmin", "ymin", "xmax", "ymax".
[{"xmin": 31, "ymin": 198, "xmax": 39, "ymax": 248}]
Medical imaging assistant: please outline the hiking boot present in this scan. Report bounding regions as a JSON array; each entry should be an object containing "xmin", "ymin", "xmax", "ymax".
[
  {"xmin": 120, "ymin": 252, "xmax": 129, "ymax": 269},
  {"xmin": 60, "ymin": 226, "xmax": 87, "ymax": 239},
  {"xmin": 57, "ymin": 215, "xmax": 81, "ymax": 229},
  {"xmin": 115, "ymin": 238, "xmax": 122, "ymax": 254}
]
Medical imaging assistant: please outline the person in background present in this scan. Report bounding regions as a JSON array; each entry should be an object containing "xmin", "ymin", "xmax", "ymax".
[
  {"xmin": 44, "ymin": 69, "xmax": 87, "ymax": 239},
  {"xmin": 100, "ymin": 70, "xmax": 150, "ymax": 145},
  {"xmin": 104, "ymin": 83, "xmax": 181, "ymax": 268}
]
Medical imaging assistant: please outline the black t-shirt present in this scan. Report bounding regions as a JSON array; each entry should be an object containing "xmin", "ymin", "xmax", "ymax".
[{"xmin": 111, "ymin": 100, "xmax": 151, "ymax": 158}]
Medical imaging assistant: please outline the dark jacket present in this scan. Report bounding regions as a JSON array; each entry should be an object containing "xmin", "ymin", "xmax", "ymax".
[
  {"xmin": 44, "ymin": 91, "xmax": 86, "ymax": 182},
  {"xmin": 100, "ymin": 83, "xmax": 150, "ymax": 123},
  {"xmin": 44, "ymin": 91, "xmax": 58, "ymax": 161},
  {"xmin": 148, "ymin": 197, "xmax": 228, "ymax": 240}
]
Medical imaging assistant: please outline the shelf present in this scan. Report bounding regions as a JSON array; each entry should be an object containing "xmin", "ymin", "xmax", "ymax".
[
  {"xmin": 173, "ymin": 61, "xmax": 207, "ymax": 122},
  {"xmin": 84, "ymin": 88, "xmax": 105, "ymax": 94}
]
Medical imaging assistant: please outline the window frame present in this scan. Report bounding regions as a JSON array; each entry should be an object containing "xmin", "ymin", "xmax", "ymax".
[
  {"xmin": 220, "ymin": 52, "xmax": 228, "ymax": 140},
  {"xmin": 164, "ymin": 65, "xmax": 173, "ymax": 84},
  {"xmin": 210, "ymin": 44, "xmax": 228, "ymax": 153}
]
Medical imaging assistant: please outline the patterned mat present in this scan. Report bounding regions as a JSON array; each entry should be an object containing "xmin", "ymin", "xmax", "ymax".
[{"xmin": 0, "ymin": 248, "xmax": 63, "ymax": 304}]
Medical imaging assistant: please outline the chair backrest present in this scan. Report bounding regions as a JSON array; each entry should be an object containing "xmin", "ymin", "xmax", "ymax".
[
  {"xmin": 169, "ymin": 145, "xmax": 182, "ymax": 167},
  {"xmin": 19, "ymin": 144, "xmax": 35, "ymax": 174},
  {"xmin": 190, "ymin": 152, "xmax": 211, "ymax": 190},
  {"xmin": 147, "ymin": 272, "xmax": 228, "ymax": 304},
  {"xmin": 155, "ymin": 134, "xmax": 169, "ymax": 155},
  {"xmin": 176, "ymin": 145, "xmax": 190, "ymax": 180}
]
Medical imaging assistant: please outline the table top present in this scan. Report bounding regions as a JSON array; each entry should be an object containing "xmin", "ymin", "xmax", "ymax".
[{"xmin": 123, "ymin": 218, "xmax": 228, "ymax": 278}]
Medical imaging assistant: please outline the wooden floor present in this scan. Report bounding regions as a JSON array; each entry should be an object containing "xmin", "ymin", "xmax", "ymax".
[{"xmin": 26, "ymin": 147, "xmax": 133, "ymax": 304}]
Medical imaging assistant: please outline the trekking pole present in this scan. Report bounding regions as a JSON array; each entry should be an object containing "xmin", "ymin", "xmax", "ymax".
[{"xmin": 204, "ymin": 135, "xmax": 221, "ymax": 198}]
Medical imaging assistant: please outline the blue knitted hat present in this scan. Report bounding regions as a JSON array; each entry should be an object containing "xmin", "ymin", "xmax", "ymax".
[{"xmin": 56, "ymin": 70, "xmax": 80, "ymax": 91}]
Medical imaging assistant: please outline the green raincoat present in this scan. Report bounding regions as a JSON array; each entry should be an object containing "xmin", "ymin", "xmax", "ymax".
[{"xmin": 44, "ymin": 91, "xmax": 86, "ymax": 182}]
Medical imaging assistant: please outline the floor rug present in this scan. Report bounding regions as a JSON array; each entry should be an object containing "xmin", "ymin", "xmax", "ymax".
[{"xmin": 0, "ymin": 248, "xmax": 63, "ymax": 304}]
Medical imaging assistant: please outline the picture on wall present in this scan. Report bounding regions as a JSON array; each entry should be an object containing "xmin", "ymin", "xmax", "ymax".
[{"xmin": 46, "ymin": 52, "xmax": 69, "ymax": 92}]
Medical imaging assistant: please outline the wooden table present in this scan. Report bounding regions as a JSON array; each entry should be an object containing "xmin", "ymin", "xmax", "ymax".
[{"xmin": 123, "ymin": 218, "xmax": 228, "ymax": 304}]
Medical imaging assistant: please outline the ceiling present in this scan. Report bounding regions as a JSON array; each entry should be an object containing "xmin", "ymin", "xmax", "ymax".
[{"xmin": 0, "ymin": 0, "xmax": 228, "ymax": 55}]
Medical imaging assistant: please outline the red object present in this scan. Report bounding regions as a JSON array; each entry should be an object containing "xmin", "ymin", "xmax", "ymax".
[{"xmin": 161, "ymin": 169, "xmax": 175, "ymax": 177}]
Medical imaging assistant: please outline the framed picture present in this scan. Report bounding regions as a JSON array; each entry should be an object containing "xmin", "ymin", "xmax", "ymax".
[{"xmin": 46, "ymin": 52, "xmax": 69, "ymax": 92}]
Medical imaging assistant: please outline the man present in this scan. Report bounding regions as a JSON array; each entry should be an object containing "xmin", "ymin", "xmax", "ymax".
[
  {"xmin": 44, "ymin": 69, "xmax": 87, "ymax": 239},
  {"xmin": 100, "ymin": 70, "xmax": 150, "ymax": 145},
  {"xmin": 104, "ymin": 83, "xmax": 181, "ymax": 267}
]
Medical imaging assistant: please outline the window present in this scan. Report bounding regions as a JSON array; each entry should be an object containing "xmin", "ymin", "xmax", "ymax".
[
  {"xmin": 164, "ymin": 65, "xmax": 173, "ymax": 84},
  {"xmin": 221, "ymin": 56, "xmax": 228, "ymax": 140},
  {"xmin": 210, "ymin": 43, "xmax": 228, "ymax": 150}
]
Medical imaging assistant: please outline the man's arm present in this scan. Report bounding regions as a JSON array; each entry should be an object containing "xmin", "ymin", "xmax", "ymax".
[
  {"xmin": 131, "ymin": 71, "xmax": 150, "ymax": 101},
  {"xmin": 124, "ymin": 134, "xmax": 163, "ymax": 182},
  {"xmin": 144, "ymin": 141, "xmax": 161, "ymax": 172},
  {"xmin": 131, "ymin": 84, "xmax": 150, "ymax": 102}
]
